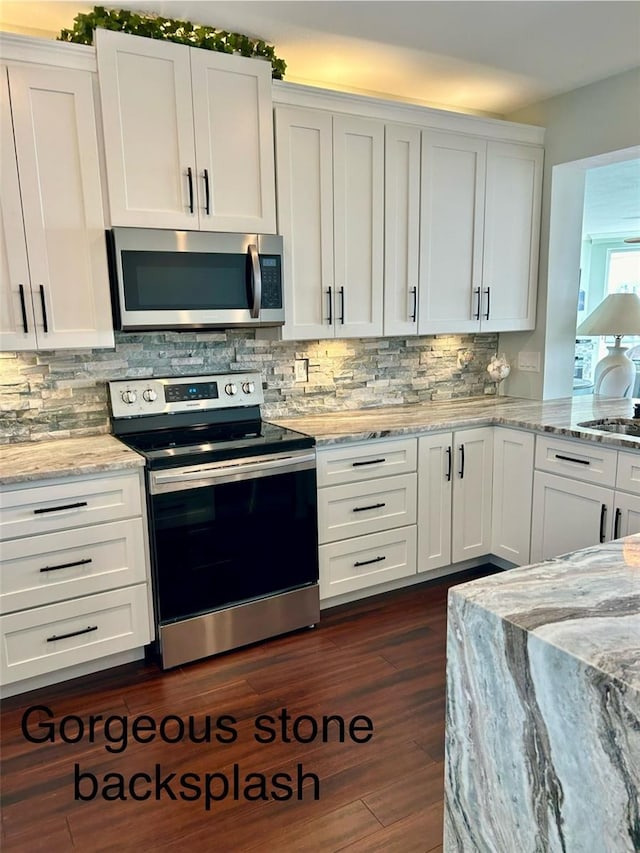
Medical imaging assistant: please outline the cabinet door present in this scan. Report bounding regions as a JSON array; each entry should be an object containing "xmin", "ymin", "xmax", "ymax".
[
  {"xmin": 9, "ymin": 66, "xmax": 114, "ymax": 350},
  {"xmin": 419, "ymin": 131, "xmax": 485, "ymax": 334},
  {"xmin": 275, "ymin": 106, "xmax": 334, "ymax": 340},
  {"xmin": 333, "ymin": 115, "xmax": 384, "ymax": 338},
  {"xmin": 0, "ymin": 67, "xmax": 36, "ymax": 351},
  {"xmin": 191, "ymin": 49, "xmax": 276, "ymax": 233},
  {"xmin": 96, "ymin": 29, "xmax": 197, "ymax": 229},
  {"xmin": 531, "ymin": 471, "xmax": 613, "ymax": 562},
  {"xmin": 491, "ymin": 428, "xmax": 534, "ymax": 565},
  {"xmin": 452, "ymin": 428, "xmax": 493, "ymax": 563},
  {"xmin": 481, "ymin": 142, "xmax": 542, "ymax": 332},
  {"xmin": 417, "ymin": 432, "xmax": 453, "ymax": 573},
  {"xmin": 384, "ymin": 124, "xmax": 421, "ymax": 336},
  {"xmin": 613, "ymin": 492, "xmax": 640, "ymax": 538}
]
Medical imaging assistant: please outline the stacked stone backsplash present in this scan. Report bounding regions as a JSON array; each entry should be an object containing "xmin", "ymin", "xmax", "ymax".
[{"xmin": 0, "ymin": 331, "xmax": 499, "ymax": 443}]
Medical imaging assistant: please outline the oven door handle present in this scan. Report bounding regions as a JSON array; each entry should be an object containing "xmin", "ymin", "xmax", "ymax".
[{"xmin": 150, "ymin": 450, "xmax": 316, "ymax": 494}]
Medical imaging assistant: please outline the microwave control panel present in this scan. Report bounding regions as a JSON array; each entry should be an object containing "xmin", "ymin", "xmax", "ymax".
[{"xmin": 260, "ymin": 256, "xmax": 282, "ymax": 309}]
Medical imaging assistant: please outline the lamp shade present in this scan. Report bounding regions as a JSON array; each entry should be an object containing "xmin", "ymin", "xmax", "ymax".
[{"xmin": 576, "ymin": 292, "xmax": 640, "ymax": 336}]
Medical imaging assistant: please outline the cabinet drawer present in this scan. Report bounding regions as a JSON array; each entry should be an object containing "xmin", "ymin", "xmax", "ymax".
[
  {"xmin": 320, "ymin": 525, "xmax": 417, "ymax": 599},
  {"xmin": 318, "ymin": 473, "xmax": 417, "ymax": 544},
  {"xmin": 534, "ymin": 435, "xmax": 617, "ymax": 487},
  {"xmin": 0, "ymin": 584, "xmax": 151, "ymax": 685},
  {"xmin": 0, "ymin": 472, "xmax": 143, "ymax": 541},
  {"xmin": 0, "ymin": 518, "xmax": 147, "ymax": 614},
  {"xmin": 316, "ymin": 438, "xmax": 417, "ymax": 487},
  {"xmin": 616, "ymin": 451, "xmax": 640, "ymax": 496}
]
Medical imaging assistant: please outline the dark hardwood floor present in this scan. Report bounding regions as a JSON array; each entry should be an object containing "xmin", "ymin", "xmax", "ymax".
[{"xmin": 1, "ymin": 567, "xmax": 497, "ymax": 852}]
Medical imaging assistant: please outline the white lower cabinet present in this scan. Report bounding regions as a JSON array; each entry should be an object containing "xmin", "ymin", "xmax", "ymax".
[
  {"xmin": 317, "ymin": 438, "xmax": 418, "ymax": 601},
  {"xmin": 491, "ymin": 428, "xmax": 534, "ymax": 565},
  {"xmin": 0, "ymin": 469, "xmax": 152, "ymax": 688},
  {"xmin": 531, "ymin": 471, "xmax": 613, "ymax": 562},
  {"xmin": 417, "ymin": 427, "xmax": 493, "ymax": 573},
  {"xmin": 531, "ymin": 437, "xmax": 640, "ymax": 562},
  {"xmin": 320, "ymin": 526, "xmax": 417, "ymax": 599}
]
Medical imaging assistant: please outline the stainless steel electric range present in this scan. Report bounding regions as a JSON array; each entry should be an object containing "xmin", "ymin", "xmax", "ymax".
[{"xmin": 109, "ymin": 372, "xmax": 319, "ymax": 669}]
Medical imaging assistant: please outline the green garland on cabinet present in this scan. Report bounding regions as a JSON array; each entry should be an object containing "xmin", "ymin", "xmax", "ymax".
[{"xmin": 58, "ymin": 5, "xmax": 287, "ymax": 79}]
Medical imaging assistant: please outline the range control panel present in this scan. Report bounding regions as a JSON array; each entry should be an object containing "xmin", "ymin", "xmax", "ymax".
[{"xmin": 108, "ymin": 372, "xmax": 264, "ymax": 418}]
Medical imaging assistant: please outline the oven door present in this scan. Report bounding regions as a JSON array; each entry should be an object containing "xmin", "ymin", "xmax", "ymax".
[
  {"xmin": 148, "ymin": 450, "xmax": 318, "ymax": 625},
  {"xmin": 110, "ymin": 228, "xmax": 284, "ymax": 329}
]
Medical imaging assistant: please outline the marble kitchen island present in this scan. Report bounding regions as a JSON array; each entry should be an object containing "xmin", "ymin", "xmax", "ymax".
[{"xmin": 444, "ymin": 534, "xmax": 640, "ymax": 852}]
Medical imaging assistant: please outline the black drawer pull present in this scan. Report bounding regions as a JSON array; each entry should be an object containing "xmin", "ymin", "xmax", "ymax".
[
  {"xmin": 352, "ymin": 458, "xmax": 386, "ymax": 467},
  {"xmin": 46, "ymin": 625, "xmax": 97, "ymax": 643},
  {"xmin": 40, "ymin": 558, "xmax": 92, "ymax": 574},
  {"xmin": 34, "ymin": 501, "xmax": 88, "ymax": 515},
  {"xmin": 599, "ymin": 504, "xmax": 607, "ymax": 543},
  {"xmin": 446, "ymin": 446, "xmax": 452, "ymax": 482},
  {"xmin": 203, "ymin": 168, "xmax": 210, "ymax": 215},
  {"xmin": 39, "ymin": 285, "xmax": 48, "ymax": 333},
  {"xmin": 352, "ymin": 502, "xmax": 386, "ymax": 513},
  {"xmin": 473, "ymin": 287, "xmax": 481, "ymax": 320},
  {"xmin": 187, "ymin": 166, "xmax": 194, "ymax": 214},
  {"xmin": 354, "ymin": 555, "xmax": 386, "ymax": 568},
  {"xmin": 614, "ymin": 507, "xmax": 622, "ymax": 540},
  {"xmin": 327, "ymin": 286, "xmax": 333, "ymax": 325},
  {"xmin": 555, "ymin": 454, "xmax": 590, "ymax": 466},
  {"xmin": 19, "ymin": 284, "xmax": 29, "ymax": 333},
  {"xmin": 410, "ymin": 286, "xmax": 417, "ymax": 323},
  {"xmin": 459, "ymin": 444, "xmax": 465, "ymax": 479}
]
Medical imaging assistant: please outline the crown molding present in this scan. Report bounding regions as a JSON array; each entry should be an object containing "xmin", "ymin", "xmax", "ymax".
[{"xmin": 0, "ymin": 32, "xmax": 96, "ymax": 72}]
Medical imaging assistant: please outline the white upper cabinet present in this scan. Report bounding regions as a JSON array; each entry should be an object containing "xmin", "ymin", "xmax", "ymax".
[
  {"xmin": 0, "ymin": 64, "xmax": 113, "ymax": 351},
  {"xmin": 419, "ymin": 131, "xmax": 542, "ymax": 334},
  {"xmin": 419, "ymin": 131, "xmax": 486, "ymax": 334},
  {"xmin": 384, "ymin": 124, "xmax": 421, "ymax": 337},
  {"xmin": 96, "ymin": 29, "xmax": 276, "ymax": 233},
  {"xmin": 332, "ymin": 115, "xmax": 384, "ymax": 338},
  {"xmin": 481, "ymin": 142, "xmax": 543, "ymax": 332},
  {"xmin": 275, "ymin": 106, "xmax": 384, "ymax": 340}
]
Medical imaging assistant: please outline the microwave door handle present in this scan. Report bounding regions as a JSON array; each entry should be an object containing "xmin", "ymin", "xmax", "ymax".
[{"xmin": 248, "ymin": 243, "xmax": 262, "ymax": 319}]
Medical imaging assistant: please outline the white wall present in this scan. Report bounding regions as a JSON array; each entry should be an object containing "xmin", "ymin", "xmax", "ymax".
[{"xmin": 499, "ymin": 67, "xmax": 640, "ymax": 399}]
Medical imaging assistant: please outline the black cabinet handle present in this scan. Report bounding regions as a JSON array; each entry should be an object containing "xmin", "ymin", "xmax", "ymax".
[
  {"xmin": 39, "ymin": 285, "xmax": 48, "ymax": 333},
  {"xmin": 339, "ymin": 286, "xmax": 345, "ymax": 324},
  {"xmin": 187, "ymin": 166, "xmax": 194, "ymax": 214},
  {"xmin": 555, "ymin": 454, "xmax": 590, "ymax": 466},
  {"xmin": 484, "ymin": 286, "xmax": 491, "ymax": 320},
  {"xmin": 353, "ymin": 502, "xmax": 386, "ymax": 513},
  {"xmin": 352, "ymin": 458, "xmax": 386, "ymax": 467},
  {"xmin": 614, "ymin": 508, "xmax": 622, "ymax": 540},
  {"xmin": 19, "ymin": 284, "xmax": 28, "ymax": 333},
  {"xmin": 459, "ymin": 445, "xmax": 465, "ymax": 479},
  {"xmin": 203, "ymin": 168, "xmax": 210, "ymax": 215},
  {"xmin": 599, "ymin": 504, "xmax": 607, "ymax": 543},
  {"xmin": 47, "ymin": 625, "xmax": 97, "ymax": 643},
  {"xmin": 40, "ymin": 558, "xmax": 92, "ymax": 574},
  {"xmin": 327, "ymin": 286, "xmax": 333, "ymax": 325},
  {"xmin": 446, "ymin": 446, "xmax": 452, "ymax": 482},
  {"xmin": 354, "ymin": 555, "xmax": 386, "ymax": 568},
  {"xmin": 34, "ymin": 501, "xmax": 88, "ymax": 515},
  {"xmin": 410, "ymin": 286, "xmax": 417, "ymax": 323},
  {"xmin": 473, "ymin": 287, "xmax": 481, "ymax": 320}
]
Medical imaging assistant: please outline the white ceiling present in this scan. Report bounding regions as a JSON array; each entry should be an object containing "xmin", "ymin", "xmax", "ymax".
[
  {"xmin": 1, "ymin": 1, "xmax": 639, "ymax": 116},
  {"xmin": 583, "ymin": 158, "xmax": 640, "ymax": 240}
]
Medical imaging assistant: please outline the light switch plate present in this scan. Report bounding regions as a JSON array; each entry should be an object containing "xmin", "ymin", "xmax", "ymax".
[
  {"xmin": 294, "ymin": 358, "xmax": 309, "ymax": 382},
  {"xmin": 518, "ymin": 351, "xmax": 541, "ymax": 372}
]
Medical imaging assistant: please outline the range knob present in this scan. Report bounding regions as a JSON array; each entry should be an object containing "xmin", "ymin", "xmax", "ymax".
[
  {"xmin": 121, "ymin": 389, "xmax": 137, "ymax": 405},
  {"xmin": 242, "ymin": 381, "xmax": 255, "ymax": 395},
  {"xmin": 225, "ymin": 383, "xmax": 238, "ymax": 396},
  {"xmin": 142, "ymin": 388, "xmax": 157, "ymax": 402}
]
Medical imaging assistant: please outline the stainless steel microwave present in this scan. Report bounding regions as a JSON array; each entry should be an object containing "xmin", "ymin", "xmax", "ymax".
[{"xmin": 108, "ymin": 228, "xmax": 284, "ymax": 331}]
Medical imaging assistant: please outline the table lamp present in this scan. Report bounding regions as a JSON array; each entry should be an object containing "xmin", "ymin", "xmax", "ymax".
[{"xmin": 576, "ymin": 292, "xmax": 640, "ymax": 396}]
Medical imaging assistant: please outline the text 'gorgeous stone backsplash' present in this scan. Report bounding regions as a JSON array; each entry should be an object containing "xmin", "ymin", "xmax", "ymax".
[{"xmin": 0, "ymin": 331, "xmax": 499, "ymax": 443}]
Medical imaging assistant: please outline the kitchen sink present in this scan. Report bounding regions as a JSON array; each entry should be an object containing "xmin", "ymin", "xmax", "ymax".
[{"xmin": 577, "ymin": 418, "xmax": 640, "ymax": 437}]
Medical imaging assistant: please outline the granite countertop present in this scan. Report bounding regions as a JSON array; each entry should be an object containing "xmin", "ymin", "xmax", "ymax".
[
  {"xmin": 444, "ymin": 534, "xmax": 640, "ymax": 850},
  {"xmin": 0, "ymin": 435, "xmax": 145, "ymax": 485},
  {"xmin": 449, "ymin": 533, "xmax": 640, "ymax": 692},
  {"xmin": 267, "ymin": 394, "xmax": 640, "ymax": 449}
]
